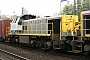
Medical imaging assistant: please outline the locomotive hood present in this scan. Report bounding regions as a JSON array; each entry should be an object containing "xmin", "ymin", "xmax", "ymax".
[{"xmin": 22, "ymin": 15, "xmax": 62, "ymax": 24}]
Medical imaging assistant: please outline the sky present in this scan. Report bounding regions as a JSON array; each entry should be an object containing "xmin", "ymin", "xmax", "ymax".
[{"xmin": 0, "ymin": 0, "xmax": 73, "ymax": 16}]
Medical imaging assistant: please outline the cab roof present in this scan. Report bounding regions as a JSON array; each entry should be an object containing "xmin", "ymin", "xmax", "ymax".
[{"xmin": 82, "ymin": 10, "xmax": 90, "ymax": 15}]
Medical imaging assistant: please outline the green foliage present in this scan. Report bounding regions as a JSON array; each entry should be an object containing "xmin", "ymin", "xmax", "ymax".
[
  {"xmin": 36, "ymin": 15, "xmax": 40, "ymax": 18},
  {"xmin": 62, "ymin": 4, "xmax": 74, "ymax": 15},
  {"xmin": 82, "ymin": 0, "xmax": 90, "ymax": 11},
  {"xmin": 5, "ymin": 18, "xmax": 11, "ymax": 20},
  {"xmin": 77, "ymin": 0, "xmax": 82, "ymax": 21}
]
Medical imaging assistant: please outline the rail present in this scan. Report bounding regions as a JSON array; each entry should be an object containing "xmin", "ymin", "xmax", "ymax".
[{"xmin": 0, "ymin": 49, "xmax": 29, "ymax": 60}]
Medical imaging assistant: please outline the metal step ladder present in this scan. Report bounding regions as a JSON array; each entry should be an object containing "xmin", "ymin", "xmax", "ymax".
[
  {"xmin": 53, "ymin": 40, "xmax": 61, "ymax": 50},
  {"xmin": 72, "ymin": 40, "xmax": 82, "ymax": 53}
]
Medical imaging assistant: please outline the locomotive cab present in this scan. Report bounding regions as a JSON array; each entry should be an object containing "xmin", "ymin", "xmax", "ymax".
[
  {"xmin": 10, "ymin": 14, "xmax": 36, "ymax": 34},
  {"xmin": 18, "ymin": 14, "xmax": 36, "ymax": 25}
]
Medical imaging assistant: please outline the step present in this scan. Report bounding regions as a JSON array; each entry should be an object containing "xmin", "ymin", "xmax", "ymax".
[
  {"xmin": 76, "ymin": 40, "xmax": 82, "ymax": 42},
  {"xmin": 73, "ymin": 50, "xmax": 81, "ymax": 53},
  {"xmin": 76, "ymin": 45, "xmax": 81, "ymax": 47},
  {"xmin": 54, "ymin": 48, "xmax": 60, "ymax": 49},
  {"xmin": 68, "ymin": 51, "xmax": 72, "ymax": 52}
]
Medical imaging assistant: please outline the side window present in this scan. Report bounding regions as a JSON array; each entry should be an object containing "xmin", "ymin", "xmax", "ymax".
[
  {"xmin": 23, "ymin": 26, "xmax": 27, "ymax": 30},
  {"xmin": 18, "ymin": 17, "xmax": 24, "ymax": 25},
  {"xmin": 19, "ymin": 18, "xmax": 23, "ymax": 22}
]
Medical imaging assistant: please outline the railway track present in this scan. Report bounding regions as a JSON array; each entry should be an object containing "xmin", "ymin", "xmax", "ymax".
[
  {"xmin": 0, "ymin": 42, "xmax": 90, "ymax": 60},
  {"xmin": 0, "ymin": 46, "xmax": 29, "ymax": 60}
]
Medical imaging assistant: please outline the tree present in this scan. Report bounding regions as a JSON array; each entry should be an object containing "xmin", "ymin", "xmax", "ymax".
[
  {"xmin": 76, "ymin": 0, "xmax": 90, "ymax": 21},
  {"xmin": 5, "ymin": 17, "xmax": 11, "ymax": 20},
  {"xmin": 36, "ymin": 15, "xmax": 40, "ymax": 18},
  {"xmin": 77, "ymin": 0, "xmax": 82, "ymax": 21},
  {"xmin": 62, "ymin": 4, "xmax": 74, "ymax": 15},
  {"xmin": 82, "ymin": 0, "xmax": 90, "ymax": 11}
]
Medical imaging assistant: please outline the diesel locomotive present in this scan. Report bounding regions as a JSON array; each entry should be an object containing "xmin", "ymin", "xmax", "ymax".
[{"xmin": 0, "ymin": 11, "xmax": 90, "ymax": 53}]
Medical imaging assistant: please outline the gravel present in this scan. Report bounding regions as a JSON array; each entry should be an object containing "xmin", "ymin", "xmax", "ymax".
[{"xmin": 0, "ymin": 43, "xmax": 74, "ymax": 60}]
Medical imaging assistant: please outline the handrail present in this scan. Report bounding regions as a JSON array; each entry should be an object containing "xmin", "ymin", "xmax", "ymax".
[{"xmin": 17, "ymin": 23, "xmax": 53, "ymax": 37}]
